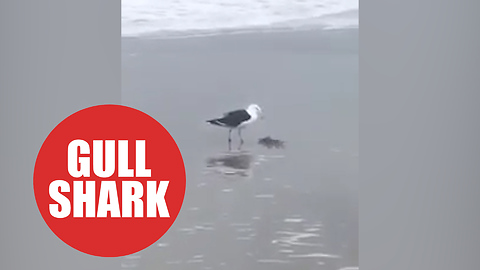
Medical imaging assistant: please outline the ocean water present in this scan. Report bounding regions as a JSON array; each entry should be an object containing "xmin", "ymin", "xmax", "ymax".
[{"xmin": 122, "ymin": 0, "xmax": 358, "ymax": 37}]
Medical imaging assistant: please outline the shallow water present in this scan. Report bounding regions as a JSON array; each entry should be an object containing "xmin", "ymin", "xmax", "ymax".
[
  {"xmin": 122, "ymin": 0, "xmax": 358, "ymax": 37},
  {"xmin": 121, "ymin": 29, "xmax": 358, "ymax": 270}
]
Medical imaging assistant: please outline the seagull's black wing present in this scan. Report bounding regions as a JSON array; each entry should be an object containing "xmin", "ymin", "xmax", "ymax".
[{"xmin": 207, "ymin": 109, "xmax": 251, "ymax": 128}]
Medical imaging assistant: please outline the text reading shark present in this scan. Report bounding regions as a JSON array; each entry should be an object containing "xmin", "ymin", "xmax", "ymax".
[{"xmin": 48, "ymin": 139, "xmax": 170, "ymax": 219}]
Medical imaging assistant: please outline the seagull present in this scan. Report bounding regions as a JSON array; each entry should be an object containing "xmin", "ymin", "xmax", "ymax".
[{"xmin": 207, "ymin": 104, "xmax": 263, "ymax": 150}]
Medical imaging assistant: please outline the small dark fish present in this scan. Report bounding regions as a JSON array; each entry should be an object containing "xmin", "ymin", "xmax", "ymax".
[{"xmin": 258, "ymin": 136, "xmax": 285, "ymax": 149}]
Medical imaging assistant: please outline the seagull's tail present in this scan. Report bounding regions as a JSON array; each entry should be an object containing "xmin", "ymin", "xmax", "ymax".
[{"xmin": 206, "ymin": 119, "xmax": 225, "ymax": 127}]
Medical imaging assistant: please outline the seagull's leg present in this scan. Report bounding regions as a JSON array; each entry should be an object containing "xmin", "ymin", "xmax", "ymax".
[
  {"xmin": 228, "ymin": 129, "xmax": 232, "ymax": 151},
  {"xmin": 238, "ymin": 128, "xmax": 244, "ymax": 150}
]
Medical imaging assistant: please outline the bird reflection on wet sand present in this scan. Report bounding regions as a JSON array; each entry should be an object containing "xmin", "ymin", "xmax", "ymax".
[{"xmin": 205, "ymin": 151, "xmax": 253, "ymax": 177}]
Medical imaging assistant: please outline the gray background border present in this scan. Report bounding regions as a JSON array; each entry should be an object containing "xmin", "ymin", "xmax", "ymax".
[
  {"xmin": 0, "ymin": 0, "xmax": 121, "ymax": 269},
  {"xmin": 361, "ymin": 0, "xmax": 480, "ymax": 268}
]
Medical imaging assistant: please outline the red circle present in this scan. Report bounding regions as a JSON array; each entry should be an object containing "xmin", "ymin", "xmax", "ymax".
[{"xmin": 33, "ymin": 105, "xmax": 186, "ymax": 257}]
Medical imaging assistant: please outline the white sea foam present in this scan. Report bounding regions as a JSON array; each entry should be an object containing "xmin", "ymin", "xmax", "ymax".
[
  {"xmin": 284, "ymin": 218, "xmax": 305, "ymax": 223},
  {"xmin": 122, "ymin": 0, "xmax": 358, "ymax": 37},
  {"xmin": 257, "ymin": 259, "xmax": 290, "ymax": 264},
  {"xmin": 288, "ymin": 253, "xmax": 340, "ymax": 259},
  {"xmin": 272, "ymin": 231, "xmax": 322, "ymax": 247},
  {"xmin": 195, "ymin": 225, "xmax": 215, "ymax": 231}
]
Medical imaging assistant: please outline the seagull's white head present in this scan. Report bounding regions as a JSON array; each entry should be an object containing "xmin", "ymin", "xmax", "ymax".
[{"xmin": 247, "ymin": 104, "xmax": 263, "ymax": 119}]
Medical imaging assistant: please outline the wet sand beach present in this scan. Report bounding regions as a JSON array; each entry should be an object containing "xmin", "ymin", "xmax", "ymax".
[{"xmin": 121, "ymin": 29, "xmax": 358, "ymax": 270}]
